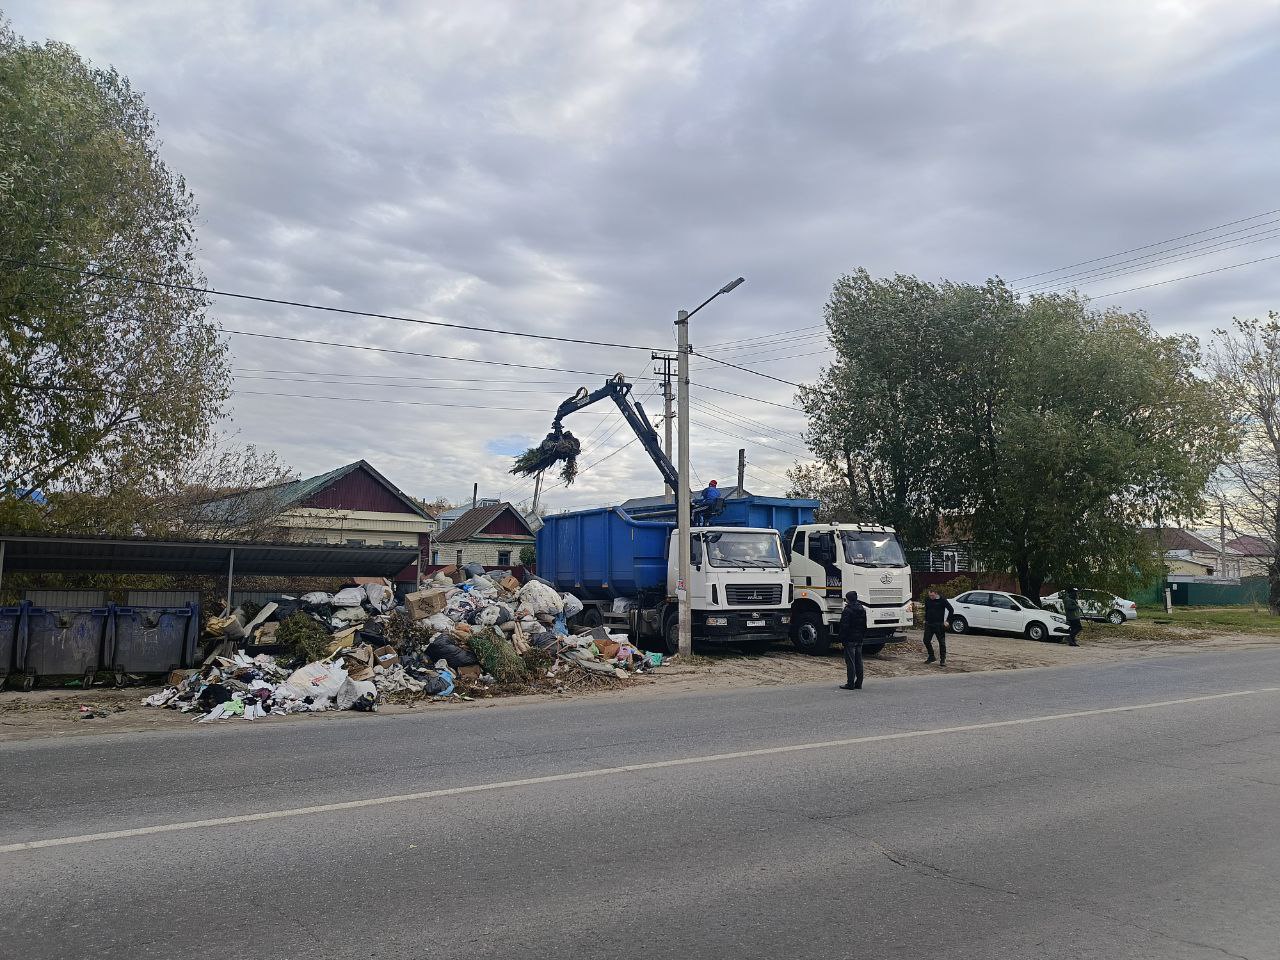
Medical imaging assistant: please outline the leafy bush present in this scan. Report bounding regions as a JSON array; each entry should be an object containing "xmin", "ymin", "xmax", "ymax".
[{"xmin": 275, "ymin": 613, "xmax": 332, "ymax": 663}]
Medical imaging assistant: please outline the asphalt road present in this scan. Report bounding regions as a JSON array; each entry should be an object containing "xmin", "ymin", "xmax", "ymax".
[{"xmin": 3, "ymin": 650, "xmax": 1280, "ymax": 960}]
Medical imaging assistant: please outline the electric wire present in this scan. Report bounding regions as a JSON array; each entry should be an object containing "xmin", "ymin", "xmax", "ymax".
[
  {"xmin": 1016, "ymin": 222, "xmax": 1280, "ymax": 295},
  {"xmin": 1007, "ymin": 207, "xmax": 1280, "ymax": 283},
  {"xmin": 1091, "ymin": 252, "xmax": 1280, "ymax": 299},
  {"xmin": 0, "ymin": 256, "xmax": 663, "ymax": 352}
]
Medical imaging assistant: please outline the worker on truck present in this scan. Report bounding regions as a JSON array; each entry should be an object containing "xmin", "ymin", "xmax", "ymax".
[{"xmin": 697, "ymin": 479, "xmax": 726, "ymax": 525}]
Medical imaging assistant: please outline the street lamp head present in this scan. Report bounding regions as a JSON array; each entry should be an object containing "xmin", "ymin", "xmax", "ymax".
[{"xmin": 719, "ymin": 277, "xmax": 746, "ymax": 295}]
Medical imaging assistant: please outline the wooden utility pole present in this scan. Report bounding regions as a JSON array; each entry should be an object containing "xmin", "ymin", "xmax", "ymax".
[
  {"xmin": 653, "ymin": 351, "xmax": 677, "ymax": 503},
  {"xmin": 737, "ymin": 448, "xmax": 746, "ymax": 494}
]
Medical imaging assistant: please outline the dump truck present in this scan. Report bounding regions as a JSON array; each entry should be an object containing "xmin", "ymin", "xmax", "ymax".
[
  {"xmin": 536, "ymin": 505, "xmax": 793, "ymax": 654},
  {"xmin": 627, "ymin": 496, "xmax": 913, "ymax": 655}
]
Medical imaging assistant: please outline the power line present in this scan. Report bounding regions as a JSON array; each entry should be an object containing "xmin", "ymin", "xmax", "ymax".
[
  {"xmin": 1007, "ymin": 207, "xmax": 1280, "ymax": 283},
  {"xmin": 746, "ymin": 459, "xmax": 797, "ymax": 486},
  {"xmin": 692, "ymin": 382, "xmax": 804, "ymax": 412},
  {"xmin": 220, "ymin": 327, "xmax": 638, "ymax": 378},
  {"xmin": 232, "ymin": 374, "xmax": 586, "ymax": 396},
  {"xmin": 744, "ymin": 468, "xmax": 788, "ymax": 493},
  {"xmin": 689, "ymin": 395, "xmax": 808, "ymax": 443},
  {"xmin": 1017, "ymin": 222, "xmax": 1280, "ymax": 295},
  {"xmin": 693, "ymin": 351, "xmax": 802, "ymax": 388},
  {"xmin": 700, "ymin": 323, "xmax": 826, "ymax": 351},
  {"xmin": 1092, "ymin": 252, "xmax": 1280, "ymax": 299},
  {"xmin": 690, "ymin": 416, "xmax": 809, "ymax": 459},
  {"xmin": 1, "ymin": 256, "xmax": 663, "ymax": 353},
  {"xmin": 231, "ymin": 389, "xmax": 619, "ymax": 412},
  {"xmin": 708, "ymin": 333, "xmax": 828, "ymax": 359},
  {"xmin": 233, "ymin": 368, "xmax": 638, "ymax": 386}
]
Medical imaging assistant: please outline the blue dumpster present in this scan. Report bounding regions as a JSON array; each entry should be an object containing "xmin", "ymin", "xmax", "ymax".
[
  {"xmin": 21, "ymin": 606, "xmax": 110, "ymax": 691},
  {"xmin": 108, "ymin": 603, "xmax": 200, "ymax": 681},
  {"xmin": 0, "ymin": 603, "xmax": 27, "ymax": 688}
]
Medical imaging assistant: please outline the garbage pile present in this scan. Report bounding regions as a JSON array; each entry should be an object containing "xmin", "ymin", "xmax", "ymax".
[{"xmin": 141, "ymin": 567, "xmax": 665, "ymax": 723}]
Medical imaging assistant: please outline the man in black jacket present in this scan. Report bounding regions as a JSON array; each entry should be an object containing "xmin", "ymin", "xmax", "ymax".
[
  {"xmin": 922, "ymin": 588, "xmax": 954, "ymax": 666},
  {"xmin": 839, "ymin": 590, "xmax": 868, "ymax": 690}
]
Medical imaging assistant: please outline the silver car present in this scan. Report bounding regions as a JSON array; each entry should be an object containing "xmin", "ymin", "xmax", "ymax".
[{"xmin": 1040, "ymin": 589, "xmax": 1139, "ymax": 625}]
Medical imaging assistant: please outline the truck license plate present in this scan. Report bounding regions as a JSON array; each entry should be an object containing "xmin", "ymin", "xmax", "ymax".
[{"xmin": 747, "ymin": 619, "xmax": 766, "ymax": 627}]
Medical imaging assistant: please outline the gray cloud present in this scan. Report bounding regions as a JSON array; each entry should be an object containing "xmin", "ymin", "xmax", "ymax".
[{"xmin": 9, "ymin": 0, "xmax": 1280, "ymax": 509}]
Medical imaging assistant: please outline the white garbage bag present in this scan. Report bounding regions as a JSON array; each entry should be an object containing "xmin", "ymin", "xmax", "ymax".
[
  {"xmin": 335, "ymin": 677, "xmax": 378, "ymax": 710},
  {"xmin": 560, "ymin": 593, "xmax": 584, "ymax": 618},
  {"xmin": 519, "ymin": 580, "xmax": 564, "ymax": 616},
  {"xmin": 363, "ymin": 583, "xmax": 395, "ymax": 611},
  {"xmin": 300, "ymin": 591, "xmax": 333, "ymax": 606},
  {"xmin": 331, "ymin": 587, "xmax": 366, "ymax": 608},
  {"xmin": 280, "ymin": 661, "xmax": 349, "ymax": 701},
  {"xmin": 330, "ymin": 606, "xmax": 369, "ymax": 629}
]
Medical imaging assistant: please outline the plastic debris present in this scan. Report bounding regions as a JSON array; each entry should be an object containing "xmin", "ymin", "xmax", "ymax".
[{"xmin": 137, "ymin": 567, "xmax": 664, "ymax": 726}]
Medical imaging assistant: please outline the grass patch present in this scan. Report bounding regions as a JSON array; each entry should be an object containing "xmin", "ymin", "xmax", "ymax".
[{"xmin": 1134, "ymin": 606, "xmax": 1280, "ymax": 634}]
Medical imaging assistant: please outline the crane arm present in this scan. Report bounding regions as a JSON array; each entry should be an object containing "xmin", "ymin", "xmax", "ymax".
[{"xmin": 553, "ymin": 375, "xmax": 681, "ymax": 493}]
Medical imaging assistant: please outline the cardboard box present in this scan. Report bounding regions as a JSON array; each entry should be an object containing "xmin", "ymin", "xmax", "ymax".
[
  {"xmin": 456, "ymin": 664, "xmax": 482, "ymax": 679},
  {"xmin": 437, "ymin": 564, "xmax": 466, "ymax": 584},
  {"xmin": 168, "ymin": 669, "xmax": 198, "ymax": 687},
  {"xmin": 500, "ymin": 575, "xmax": 521, "ymax": 593},
  {"xmin": 342, "ymin": 643, "xmax": 375, "ymax": 681},
  {"xmin": 373, "ymin": 645, "xmax": 400, "ymax": 669},
  {"xmin": 405, "ymin": 588, "xmax": 449, "ymax": 620}
]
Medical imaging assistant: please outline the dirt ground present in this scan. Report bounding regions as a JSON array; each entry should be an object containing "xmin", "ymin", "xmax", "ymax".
[{"xmin": 3, "ymin": 622, "xmax": 1278, "ymax": 742}]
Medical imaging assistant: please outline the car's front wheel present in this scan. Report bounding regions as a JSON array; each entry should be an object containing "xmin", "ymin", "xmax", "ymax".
[
  {"xmin": 1107, "ymin": 609, "xmax": 1126, "ymax": 625},
  {"xmin": 1025, "ymin": 621, "xmax": 1048, "ymax": 642},
  {"xmin": 949, "ymin": 616, "xmax": 969, "ymax": 634}
]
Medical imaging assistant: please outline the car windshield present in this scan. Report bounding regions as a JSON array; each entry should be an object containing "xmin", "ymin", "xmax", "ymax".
[
  {"xmin": 702, "ymin": 531, "xmax": 785, "ymax": 569},
  {"xmin": 840, "ymin": 531, "xmax": 907, "ymax": 567},
  {"xmin": 1010, "ymin": 594, "xmax": 1040, "ymax": 609}
]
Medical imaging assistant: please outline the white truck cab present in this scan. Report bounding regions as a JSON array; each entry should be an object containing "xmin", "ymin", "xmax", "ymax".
[
  {"xmin": 782, "ymin": 522, "xmax": 913, "ymax": 654},
  {"xmin": 657, "ymin": 526, "xmax": 793, "ymax": 651}
]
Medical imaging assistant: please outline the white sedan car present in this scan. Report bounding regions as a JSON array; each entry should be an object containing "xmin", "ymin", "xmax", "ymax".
[
  {"xmin": 1040, "ymin": 589, "xmax": 1139, "ymax": 625},
  {"xmin": 948, "ymin": 590, "xmax": 1071, "ymax": 642}
]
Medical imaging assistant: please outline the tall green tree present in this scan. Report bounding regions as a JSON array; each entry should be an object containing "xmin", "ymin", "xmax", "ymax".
[
  {"xmin": 0, "ymin": 20, "xmax": 229, "ymax": 523},
  {"xmin": 798, "ymin": 269, "xmax": 1232, "ymax": 598},
  {"xmin": 1205, "ymin": 313, "xmax": 1280, "ymax": 612}
]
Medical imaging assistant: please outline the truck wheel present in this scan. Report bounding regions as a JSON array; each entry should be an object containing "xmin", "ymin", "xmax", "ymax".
[
  {"xmin": 791, "ymin": 609, "xmax": 829, "ymax": 655},
  {"xmin": 578, "ymin": 606, "xmax": 604, "ymax": 630},
  {"xmin": 862, "ymin": 642, "xmax": 885, "ymax": 656},
  {"xmin": 662, "ymin": 612, "xmax": 680, "ymax": 656}
]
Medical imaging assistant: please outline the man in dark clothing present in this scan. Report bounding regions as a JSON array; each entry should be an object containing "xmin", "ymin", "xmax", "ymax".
[
  {"xmin": 1062, "ymin": 587, "xmax": 1083, "ymax": 647},
  {"xmin": 922, "ymin": 588, "xmax": 953, "ymax": 665},
  {"xmin": 838, "ymin": 590, "xmax": 868, "ymax": 690}
]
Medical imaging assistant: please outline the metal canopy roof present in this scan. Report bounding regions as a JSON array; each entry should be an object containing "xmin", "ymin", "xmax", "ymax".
[{"xmin": 0, "ymin": 532, "xmax": 418, "ymax": 578}]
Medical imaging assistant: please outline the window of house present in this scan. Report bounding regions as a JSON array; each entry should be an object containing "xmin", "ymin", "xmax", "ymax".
[
  {"xmin": 497, "ymin": 550, "xmax": 512, "ymax": 566},
  {"xmin": 346, "ymin": 538, "xmax": 366, "ymax": 547},
  {"xmin": 383, "ymin": 539, "xmax": 402, "ymax": 547},
  {"xmin": 431, "ymin": 550, "xmax": 440, "ymax": 564},
  {"xmin": 942, "ymin": 551, "xmax": 958, "ymax": 573}
]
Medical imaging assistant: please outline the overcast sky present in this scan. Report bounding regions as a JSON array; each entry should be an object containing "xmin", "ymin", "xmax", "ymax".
[{"xmin": 9, "ymin": 1, "xmax": 1280, "ymax": 511}]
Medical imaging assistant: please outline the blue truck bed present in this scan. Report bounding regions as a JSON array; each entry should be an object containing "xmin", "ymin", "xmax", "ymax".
[
  {"xmin": 624, "ymin": 494, "xmax": 818, "ymax": 534},
  {"xmin": 537, "ymin": 506, "xmax": 673, "ymax": 601}
]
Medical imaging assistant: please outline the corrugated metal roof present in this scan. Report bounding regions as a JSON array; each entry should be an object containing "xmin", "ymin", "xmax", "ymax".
[
  {"xmin": 435, "ymin": 503, "xmax": 534, "ymax": 543},
  {"xmin": 198, "ymin": 460, "xmax": 431, "ymax": 521},
  {"xmin": 0, "ymin": 532, "xmax": 418, "ymax": 577}
]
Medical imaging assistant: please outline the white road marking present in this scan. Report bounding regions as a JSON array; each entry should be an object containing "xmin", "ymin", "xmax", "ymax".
[{"xmin": 3, "ymin": 686, "xmax": 1277, "ymax": 854}]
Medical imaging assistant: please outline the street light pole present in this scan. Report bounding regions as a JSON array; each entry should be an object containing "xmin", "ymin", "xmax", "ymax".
[
  {"xmin": 675, "ymin": 277, "xmax": 745, "ymax": 660},
  {"xmin": 676, "ymin": 309, "xmax": 693, "ymax": 658}
]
